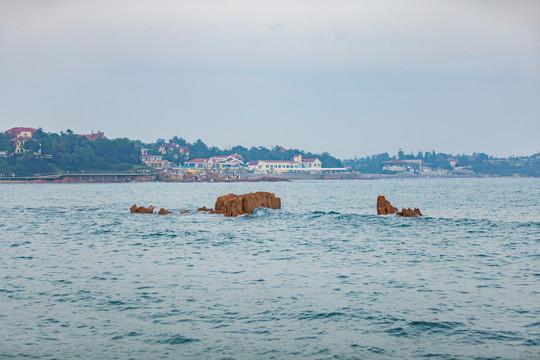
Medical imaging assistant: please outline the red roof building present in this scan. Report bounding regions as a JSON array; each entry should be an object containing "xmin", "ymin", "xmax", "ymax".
[
  {"xmin": 159, "ymin": 143, "xmax": 190, "ymax": 154},
  {"xmin": 79, "ymin": 131, "xmax": 108, "ymax": 141},
  {"xmin": 5, "ymin": 127, "xmax": 38, "ymax": 154},
  {"xmin": 186, "ymin": 158, "xmax": 210, "ymax": 163},
  {"xmin": 5, "ymin": 127, "xmax": 37, "ymax": 138}
]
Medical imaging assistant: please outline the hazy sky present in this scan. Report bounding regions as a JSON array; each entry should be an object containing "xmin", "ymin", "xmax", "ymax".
[{"xmin": 1, "ymin": 0, "xmax": 539, "ymax": 158}]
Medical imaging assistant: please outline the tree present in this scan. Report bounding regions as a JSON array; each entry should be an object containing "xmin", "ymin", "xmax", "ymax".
[
  {"xmin": 0, "ymin": 133, "xmax": 14, "ymax": 152},
  {"xmin": 190, "ymin": 139, "xmax": 210, "ymax": 158}
]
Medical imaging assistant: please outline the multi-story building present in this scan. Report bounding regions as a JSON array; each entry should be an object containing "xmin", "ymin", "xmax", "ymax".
[
  {"xmin": 158, "ymin": 143, "xmax": 190, "ymax": 160},
  {"xmin": 5, "ymin": 127, "xmax": 38, "ymax": 154},
  {"xmin": 248, "ymin": 154, "xmax": 323, "ymax": 173},
  {"xmin": 185, "ymin": 154, "xmax": 244, "ymax": 170},
  {"xmin": 140, "ymin": 154, "xmax": 171, "ymax": 169}
]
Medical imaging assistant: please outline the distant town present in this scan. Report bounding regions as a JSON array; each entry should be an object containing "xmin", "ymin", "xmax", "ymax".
[{"xmin": 1, "ymin": 127, "xmax": 538, "ymax": 181}]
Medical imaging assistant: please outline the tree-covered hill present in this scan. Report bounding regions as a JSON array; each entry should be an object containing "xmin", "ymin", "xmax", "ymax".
[
  {"xmin": 343, "ymin": 150, "xmax": 540, "ymax": 177},
  {"xmin": 0, "ymin": 129, "xmax": 143, "ymax": 176},
  {"xmin": 0, "ymin": 129, "xmax": 343, "ymax": 176},
  {"xmin": 3, "ymin": 128, "xmax": 536, "ymax": 177}
]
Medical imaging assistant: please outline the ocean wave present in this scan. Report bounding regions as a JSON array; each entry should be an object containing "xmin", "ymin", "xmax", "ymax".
[
  {"xmin": 295, "ymin": 310, "xmax": 348, "ymax": 320},
  {"xmin": 152, "ymin": 334, "xmax": 200, "ymax": 345}
]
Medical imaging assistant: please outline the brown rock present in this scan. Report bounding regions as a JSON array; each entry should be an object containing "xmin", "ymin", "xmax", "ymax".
[
  {"xmin": 397, "ymin": 208, "xmax": 423, "ymax": 217},
  {"xmin": 212, "ymin": 192, "xmax": 281, "ymax": 217},
  {"xmin": 130, "ymin": 204, "xmax": 155, "ymax": 214},
  {"xmin": 140, "ymin": 205, "xmax": 154, "ymax": 214},
  {"xmin": 377, "ymin": 196, "xmax": 422, "ymax": 217},
  {"xmin": 197, "ymin": 206, "xmax": 212, "ymax": 212},
  {"xmin": 376, "ymin": 195, "xmax": 398, "ymax": 215},
  {"xmin": 180, "ymin": 210, "xmax": 189, "ymax": 214},
  {"xmin": 158, "ymin": 208, "xmax": 172, "ymax": 215}
]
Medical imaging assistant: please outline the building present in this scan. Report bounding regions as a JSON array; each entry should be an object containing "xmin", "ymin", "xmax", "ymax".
[
  {"xmin": 247, "ymin": 160, "xmax": 265, "ymax": 172},
  {"xmin": 301, "ymin": 157, "xmax": 323, "ymax": 168},
  {"xmin": 248, "ymin": 154, "xmax": 325, "ymax": 173},
  {"xmin": 447, "ymin": 158, "xmax": 459, "ymax": 168},
  {"xmin": 6, "ymin": 127, "xmax": 37, "ymax": 138},
  {"xmin": 272, "ymin": 145, "xmax": 287, "ymax": 153},
  {"xmin": 208, "ymin": 154, "xmax": 244, "ymax": 168},
  {"xmin": 185, "ymin": 158, "xmax": 212, "ymax": 169},
  {"xmin": 158, "ymin": 143, "xmax": 190, "ymax": 160},
  {"xmin": 248, "ymin": 160, "xmax": 297, "ymax": 173},
  {"xmin": 383, "ymin": 159, "xmax": 429, "ymax": 173},
  {"xmin": 5, "ymin": 127, "xmax": 38, "ymax": 154},
  {"xmin": 140, "ymin": 154, "xmax": 171, "ymax": 169},
  {"xmin": 185, "ymin": 154, "xmax": 244, "ymax": 170},
  {"xmin": 78, "ymin": 131, "xmax": 108, "ymax": 141}
]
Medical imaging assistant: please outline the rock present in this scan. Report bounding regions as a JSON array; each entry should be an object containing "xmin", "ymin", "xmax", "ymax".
[
  {"xmin": 130, "ymin": 204, "xmax": 155, "ymax": 214},
  {"xmin": 197, "ymin": 206, "xmax": 212, "ymax": 212},
  {"xmin": 397, "ymin": 208, "xmax": 422, "ymax": 217},
  {"xmin": 212, "ymin": 192, "xmax": 281, "ymax": 217},
  {"xmin": 157, "ymin": 208, "xmax": 172, "ymax": 215},
  {"xmin": 376, "ymin": 195, "xmax": 398, "ymax": 215},
  {"xmin": 377, "ymin": 196, "xmax": 422, "ymax": 217},
  {"xmin": 180, "ymin": 210, "xmax": 189, "ymax": 214}
]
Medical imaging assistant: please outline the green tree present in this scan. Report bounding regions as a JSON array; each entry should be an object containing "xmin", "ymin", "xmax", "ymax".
[{"xmin": 0, "ymin": 133, "xmax": 14, "ymax": 152}]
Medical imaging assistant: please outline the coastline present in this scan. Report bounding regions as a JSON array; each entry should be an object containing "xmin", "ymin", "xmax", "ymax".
[{"xmin": 0, "ymin": 172, "xmax": 527, "ymax": 184}]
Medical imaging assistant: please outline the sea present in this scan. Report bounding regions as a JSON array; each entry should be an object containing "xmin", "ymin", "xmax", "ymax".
[{"xmin": 0, "ymin": 178, "xmax": 539, "ymax": 359}]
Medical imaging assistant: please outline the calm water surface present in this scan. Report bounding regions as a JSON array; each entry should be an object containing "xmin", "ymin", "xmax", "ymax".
[{"xmin": 0, "ymin": 178, "xmax": 539, "ymax": 359}]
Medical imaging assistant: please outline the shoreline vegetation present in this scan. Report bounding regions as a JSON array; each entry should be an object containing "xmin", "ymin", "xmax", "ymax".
[{"xmin": 1, "ymin": 128, "xmax": 539, "ymax": 179}]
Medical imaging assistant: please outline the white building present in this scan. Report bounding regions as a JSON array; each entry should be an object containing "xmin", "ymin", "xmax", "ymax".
[
  {"xmin": 248, "ymin": 154, "xmax": 325, "ymax": 173},
  {"xmin": 383, "ymin": 159, "xmax": 429, "ymax": 173},
  {"xmin": 140, "ymin": 154, "xmax": 171, "ymax": 169},
  {"xmin": 185, "ymin": 154, "xmax": 244, "ymax": 170}
]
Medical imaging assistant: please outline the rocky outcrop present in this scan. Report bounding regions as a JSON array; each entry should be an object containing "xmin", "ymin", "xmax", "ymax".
[
  {"xmin": 157, "ymin": 172, "xmax": 184, "ymax": 182},
  {"xmin": 211, "ymin": 192, "xmax": 281, "ymax": 217},
  {"xmin": 130, "ymin": 204, "xmax": 155, "ymax": 214},
  {"xmin": 197, "ymin": 206, "xmax": 212, "ymax": 212},
  {"xmin": 180, "ymin": 210, "xmax": 190, "ymax": 214},
  {"xmin": 157, "ymin": 208, "xmax": 172, "ymax": 215},
  {"xmin": 377, "ymin": 196, "xmax": 398, "ymax": 215},
  {"xmin": 377, "ymin": 196, "xmax": 422, "ymax": 217},
  {"xmin": 397, "ymin": 208, "xmax": 422, "ymax": 217}
]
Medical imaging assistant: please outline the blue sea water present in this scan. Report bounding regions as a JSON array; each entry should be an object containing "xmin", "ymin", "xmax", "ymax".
[{"xmin": 0, "ymin": 178, "xmax": 539, "ymax": 359}]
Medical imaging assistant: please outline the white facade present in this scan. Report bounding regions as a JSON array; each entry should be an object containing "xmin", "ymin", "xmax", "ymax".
[
  {"xmin": 248, "ymin": 155, "xmax": 324, "ymax": 173},
  {"xmin": 140, "ymin": 154, "xmax": 171, "ymax": 169}
]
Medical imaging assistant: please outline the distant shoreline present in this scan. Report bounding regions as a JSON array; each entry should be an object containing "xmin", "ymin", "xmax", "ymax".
[{"xmin": 0, "ymin": 172, "xmax": 534, "ymax": 184}]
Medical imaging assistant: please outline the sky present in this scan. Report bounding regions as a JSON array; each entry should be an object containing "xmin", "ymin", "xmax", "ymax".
[{"xmin": 1, "ymin": 0, "xmax": 539, "ymax": 159}]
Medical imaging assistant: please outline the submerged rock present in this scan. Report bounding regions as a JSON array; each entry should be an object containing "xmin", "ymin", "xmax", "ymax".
[
  {"xmin": 376, "ymin": 195, "xmax": 398, "ymax": 215},
  {"xmin": 377, "ymin": 196, "xmax": 422, "ymax": 217},
  {"xmin": 157, "ymin": 208, "xmax": 172, "ymax": 215},
  {"xmin": 180, "ymin": 210, "xmax": 190, "ymax": 214},
  {"xmin": 130, "ymin": 204, "xmax": 155, "ymax": 214},
  {"xmin": 211, "ymin": 192, "xmax": 281, "ymax": 217}
]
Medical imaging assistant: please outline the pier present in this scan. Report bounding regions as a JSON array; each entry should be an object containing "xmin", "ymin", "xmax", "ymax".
[{"xmin": 0, "ymin": 172, "xmax": 156, "ymax": 183}]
